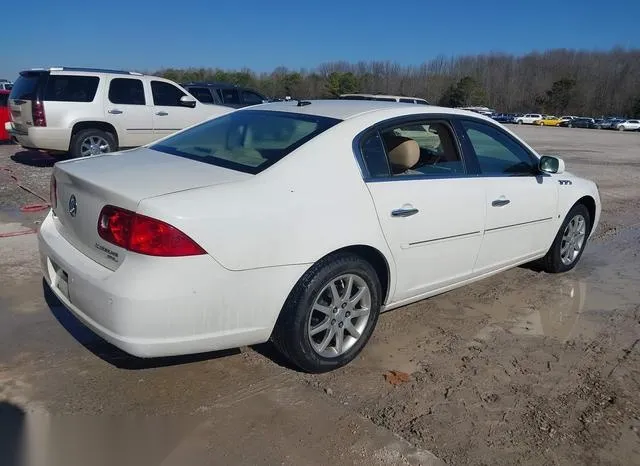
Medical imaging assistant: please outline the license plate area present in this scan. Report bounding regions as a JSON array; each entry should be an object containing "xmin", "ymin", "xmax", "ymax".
[{"xmin": 48, "ymin": 258, "xmax": 70, "ymax": 301}]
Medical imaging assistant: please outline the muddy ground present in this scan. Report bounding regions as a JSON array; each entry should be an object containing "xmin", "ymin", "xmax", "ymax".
[{"xmin": 0, "ymin": 126, "xmax": 639, "ymax": 465}]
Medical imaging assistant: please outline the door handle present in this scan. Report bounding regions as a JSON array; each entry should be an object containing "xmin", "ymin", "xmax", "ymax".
[
  {"xmin": 108, "ymin": 109, "xmax": 123, "ymax": 114},
  {"xmin": 155, "ymin": 111, "xmax": 169, "ymax": 116},
  {"xmin": 391, "ymin": 207, "xmax": 419, "ymax": 217},
  {"xmin": 492, "ymin": 199, "xmax": 511, "ymax": 207}
]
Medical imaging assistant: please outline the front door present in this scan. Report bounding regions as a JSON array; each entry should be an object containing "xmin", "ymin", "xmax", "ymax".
[
  {"xmin": 360, "ymin": 119, "xmax": 486, "ymax": 302},
  {"xmin": 104, "ymin": 77, "xmax": 153, "ymax": 147},
  {"xmin": 150, "ymin": 80, "xmax": 204, "ymax": 138},
  {"xmin": 457, "ymin": 119, "xmax": 558, "ymax": 273}
]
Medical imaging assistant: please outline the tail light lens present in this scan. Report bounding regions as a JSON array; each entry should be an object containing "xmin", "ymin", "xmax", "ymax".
[
  {"xmin": 50, "ymin": 175, "xmax": 57, "ymax": 209},
  {"xmin": 32, "ymin": 101, "xmax": 46, "ymax": 127},
  {"xmin": 97, "ymin": 205, "xmax": 205, "ymax": 257}
]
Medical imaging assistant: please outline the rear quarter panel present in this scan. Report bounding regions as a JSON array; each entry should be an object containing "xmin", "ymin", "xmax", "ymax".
[{"xmin": 136, "ymin": 120, "xmax": 395, "ymax": 273}]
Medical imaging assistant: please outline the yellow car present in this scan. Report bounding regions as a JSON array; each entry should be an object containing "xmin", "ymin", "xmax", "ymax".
[{"xmin": 534, "ymin": 116, "xmax": 562, "ymax": 126}]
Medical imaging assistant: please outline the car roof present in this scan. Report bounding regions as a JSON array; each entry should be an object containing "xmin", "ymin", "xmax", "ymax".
[
  {"xmin": 243, "ymin": 99, "xmax": 486, "ymax": 121},
  {"xmin": 182, "ymin": 82, "xmax": 247, "ymax": 89},
  {"xmin": 22, "ymin": 67, "xmax": 145, "ymax": 76},
  {"xmin": 340, "ymin": 93, "xmax": 427, "ymax": 101}
]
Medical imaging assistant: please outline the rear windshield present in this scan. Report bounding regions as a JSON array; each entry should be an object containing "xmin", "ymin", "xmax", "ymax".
[
  {"xmin": 151, "ymin": 110, "xmax": 341, "ymax": 174},
  {"xmin": 45, "ymin": 75, "xmax": 100, "ymax": 102},
  {"xmin": 9, "ymin": 73, "xmax": 42, "ymax": 100}
]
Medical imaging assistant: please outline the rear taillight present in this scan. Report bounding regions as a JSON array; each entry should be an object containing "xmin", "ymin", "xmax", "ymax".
[
  {"xmin": 50, "ymin": 175, "xmax": 57, "ymax": 209},
  {"xmin": 32, "ymin": 100, "xmax": 46, "ymax": 127},
  {"xmin": 97, "ymin": 205, "xmax": 205, "ymax": 257}
]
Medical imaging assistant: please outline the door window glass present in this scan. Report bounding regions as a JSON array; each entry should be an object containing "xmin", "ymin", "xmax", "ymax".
[
  {"xmin": 108, "ymin": 78, "xmax": 145, "ymax": 105},
  {"xmin": 151, "ymin": 81, "xmax": 187, "ymax": 106},
  {"xmin": 461, "ymin": 120, "xmax": 537, "ymax": 176}
]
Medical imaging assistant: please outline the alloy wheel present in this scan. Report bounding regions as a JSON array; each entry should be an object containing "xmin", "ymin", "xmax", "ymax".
[
  {"xmin": 80, "ymin": 136, "xmax": 111, "ymax": 157},
  {"xmin": 307, "ymin": 274, "xmax": 371, "ymax": 358},
  {"xmin": 560, "ymin": 214, "xmax": 586, "ymax": 266}
]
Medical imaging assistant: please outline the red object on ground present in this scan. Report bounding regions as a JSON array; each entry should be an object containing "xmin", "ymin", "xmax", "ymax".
[{"xmin": 0, "ymin": 90, "xmax": 10, "ymax": 141}]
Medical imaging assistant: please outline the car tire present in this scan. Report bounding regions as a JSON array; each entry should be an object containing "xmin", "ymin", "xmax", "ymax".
[
  {"xmin": 69, "ymin": 129, "xmax": 117, "ymax": 158},
  {"xmin": 517, "ymin": 120, "xmax": 523, "ymax": 125},
  {"xmin": 272, "ymin": 252, "xmax": 382, "ymax": 373},
  {"xmin": 618, "ymin": 126, "xmax": 625, "ymax": 131},
  {"xmin": 568, "ymin": 123, "xmax": 573, "ymax": 128},
  {"xmin": 540, "ymin": 203, "xmax": 591, "ymax": 274}
]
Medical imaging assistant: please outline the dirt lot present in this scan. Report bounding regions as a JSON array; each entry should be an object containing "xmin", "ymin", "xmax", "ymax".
[{"xmin": 1, "ymin": 126, "xmax": 639, "ymax": 465}]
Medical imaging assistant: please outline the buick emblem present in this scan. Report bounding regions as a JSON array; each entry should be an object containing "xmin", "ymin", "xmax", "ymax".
[{"xmin": 68, "ymin": 195, "xmax": 77, "ymax": 217}]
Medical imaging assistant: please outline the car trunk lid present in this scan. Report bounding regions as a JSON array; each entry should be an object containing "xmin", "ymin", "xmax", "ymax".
[{"xmin": 52, "ymin": 147, "xmax": 251, "ymax": 270}]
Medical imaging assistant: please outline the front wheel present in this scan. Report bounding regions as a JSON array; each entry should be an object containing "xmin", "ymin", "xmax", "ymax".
[
  {"xmin": 618, "ymin": 126, "xmax": 625, "ymax": 131},
  {"xmin": 272, "ymin": 253, "xmax": 382, "ymax": 373},
  {"xmin": 540, "ymin": 204, "xmax": 591, "ymax": 273},
  {"xmin": 517, "ymin": 120, "xmax": 523, "ymax": 125}
]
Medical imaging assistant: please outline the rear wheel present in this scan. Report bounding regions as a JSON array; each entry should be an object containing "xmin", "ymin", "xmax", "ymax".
[
  {"xmin": 70, "ymin": 129, "xmax": 116, "ymax": 158},
  {"xmin": 541, "ymin": 204, "xmax": 591, "ymax": 273},
  {"xmin": 272, "ymin": 253, "xmax": 382, "ymax": 373}
]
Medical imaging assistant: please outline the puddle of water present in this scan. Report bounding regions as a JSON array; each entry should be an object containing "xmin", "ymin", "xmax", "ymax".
[{"xmin": 471, "ymin": 278, "xmax": 588, "ymax": 344}]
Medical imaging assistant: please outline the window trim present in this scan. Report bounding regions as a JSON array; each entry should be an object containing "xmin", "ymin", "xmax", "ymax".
[{"xmin": 353, "ymin": 114, "xmax": 473, "ymax": 182}]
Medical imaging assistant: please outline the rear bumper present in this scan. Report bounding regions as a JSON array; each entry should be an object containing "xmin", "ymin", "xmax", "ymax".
[
  {"xmin": 38, "ymin": 211, "xmax": 308, "ymax": 357},
  {"xmin": 7, "ymin": 123, "xmax": 70, "ymax": 151}
]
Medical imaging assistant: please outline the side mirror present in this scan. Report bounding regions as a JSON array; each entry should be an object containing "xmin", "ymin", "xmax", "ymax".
[
  {"xmin": 180, "ymin": 96, "xmax": 197, "ymax": 108},
  {"xmin": 539, "ymin": 155, "xmax": 565, "ymax": 174}
]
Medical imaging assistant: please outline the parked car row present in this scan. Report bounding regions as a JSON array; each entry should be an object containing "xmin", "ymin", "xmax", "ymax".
[{"xmin": 490, "ymin": 112, "xmax": 640, "ymax": 131}]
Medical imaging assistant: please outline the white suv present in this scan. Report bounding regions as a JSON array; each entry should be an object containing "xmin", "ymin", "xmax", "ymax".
[
  {"xmin": 515, "ymin": 113, "xmax": 543, "ymax": 125},
  {"xmin": 6, "ymin": 67, "xmax": 231, "ymax": 158},
  {"xmin": 614, "ymin": 119, "xmax": 640, "ymax": 131}
]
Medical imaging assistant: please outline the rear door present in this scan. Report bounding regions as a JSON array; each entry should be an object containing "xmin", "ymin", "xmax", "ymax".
[
  {"xmin": 457, "ymin": 119, "xmax": 558, "ymax": 273},
  {"xmin": 360, "ymin": 117, "xmax": 486, "ymax": 301},
  {"xmin": 7, "ymin": 71, "xmax": 47, "ymax": 132},
  {"xmin": 104, "ymin": 77, "xmax": 154, "ymax": 147}
]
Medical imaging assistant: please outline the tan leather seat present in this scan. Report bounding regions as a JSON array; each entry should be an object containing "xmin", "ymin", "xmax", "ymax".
[{"xmin": 383, "ymin": 135, "xmax": 420, "ymax": 174}]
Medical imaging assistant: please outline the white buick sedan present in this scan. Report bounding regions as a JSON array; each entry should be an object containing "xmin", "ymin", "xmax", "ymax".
[{"xmin": 39, "ymin": 100, "xmax": 601, "ymax": 372}]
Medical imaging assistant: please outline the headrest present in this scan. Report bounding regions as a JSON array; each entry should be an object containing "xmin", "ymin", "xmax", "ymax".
[{"xmin": 384, "ymin": 135, "xmax": 420, "ymax": 173}]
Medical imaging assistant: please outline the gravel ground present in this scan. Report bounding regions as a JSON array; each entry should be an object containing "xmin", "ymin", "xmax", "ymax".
[{"xmin": 0, "ymin": 126, "xmax": 639, "ymax": 465}]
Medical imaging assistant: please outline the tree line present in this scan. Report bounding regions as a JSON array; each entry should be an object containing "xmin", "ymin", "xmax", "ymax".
[{"xmin": 156, "ymin": 48, "xmax": 640, "ymax": 117}]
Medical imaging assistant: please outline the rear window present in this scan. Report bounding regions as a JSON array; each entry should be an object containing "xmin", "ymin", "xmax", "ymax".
[
  {"xmin": 151, "ymin": 110, "xmax": 341, "ymax": 174},
  {"xmin": 45, "ymin": 75, "xmax": 99, "ymax": 102},
  {"xmin": 9, "ymin": 73, "xmax": 42, "ymax": 100}
]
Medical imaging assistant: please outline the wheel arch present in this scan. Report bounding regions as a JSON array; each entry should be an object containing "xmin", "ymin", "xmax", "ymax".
[
  {"xmin": 299, "ymin": 244, "xmax": 394, "ymax": 307},
  {"xmin": 71, "ymin": 121, "xmax": 120, "ymax": 148},
  {"xmin": 575, "ymin": 195, "xmax": 597, "ymax": 233}
]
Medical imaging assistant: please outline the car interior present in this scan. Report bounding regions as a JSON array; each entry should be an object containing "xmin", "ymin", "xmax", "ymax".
[{"xmin": 380, "ymin": 122, "xmax": 464, "ymax": 176}]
